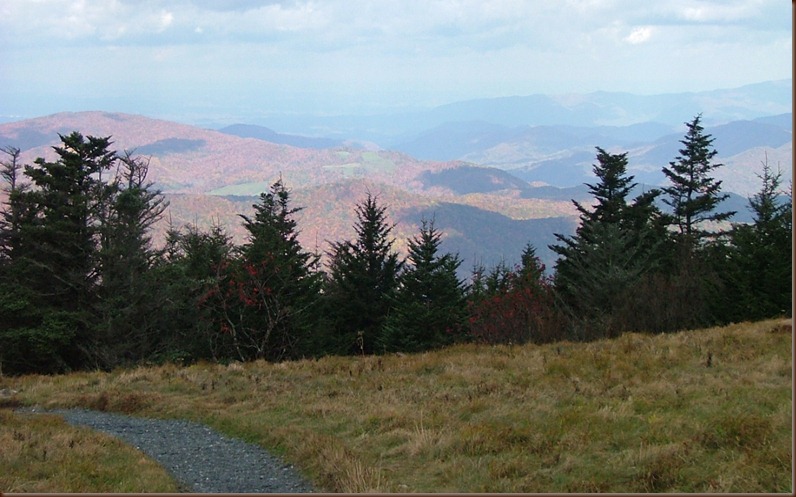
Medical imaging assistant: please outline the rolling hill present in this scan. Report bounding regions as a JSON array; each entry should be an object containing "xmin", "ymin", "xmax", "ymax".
[
  {"xmin": 217, "ymin": 123, "xmax": 345, "ymax": 150},
  {"xmin": 1, "ymin": 89, "xmax": 789, "ymax": 275},
  {"xmin": 0, "ymin": 111, "xmax": 463, "ymax": 194},
  {"xmin": 0, "ymin": 112, "xmax": 578, "ymax": 274}
]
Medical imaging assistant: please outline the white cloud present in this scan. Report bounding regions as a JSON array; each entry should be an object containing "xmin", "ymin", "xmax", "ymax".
[
  {"xmin": 624, "ymin": 26, "xmax": 652, "ymax": 44},
  {"xmin": 0, "ymin": 0, "xmax": 790, "ymax": 118},
  {"xmin": 680, "ymin": 1, "xmax": 759, "ymax": 23},
  {"xmin": 1, "ymin": 0, "xmax": 786, "ymax": 51},
  {"xmin": 158, "ymin": 11, "xmax": 174, "ymax": 32}
]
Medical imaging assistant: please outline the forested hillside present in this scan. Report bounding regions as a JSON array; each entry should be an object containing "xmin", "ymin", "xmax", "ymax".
[{"xmin": 0, "ymin": 114, "xmax": 791, "ymax": 374}]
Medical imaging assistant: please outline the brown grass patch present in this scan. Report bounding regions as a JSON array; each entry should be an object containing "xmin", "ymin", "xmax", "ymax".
[
  {"xmin": 3, "ymin": 318, "xmax": 792, "ymax": 492},
  {"xmin": 0, "ymin": 409, "xmax": 179, "ymax": 492}
]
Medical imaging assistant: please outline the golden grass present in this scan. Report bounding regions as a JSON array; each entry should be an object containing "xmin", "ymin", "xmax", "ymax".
[
  {"xmin": 2, "ymin": 318, "xmax": 792, "ymax": 492},
  {"xmin": 0, "ymin": 409, "xmax": 181, "ymax": 492}
]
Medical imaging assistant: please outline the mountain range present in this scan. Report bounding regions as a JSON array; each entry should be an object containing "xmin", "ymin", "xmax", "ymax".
[
  {"xmin": 221, "ymin": 79, "xmax": 792, "ymax": 143},
  {"xmin": 0, "ymin": 80, "xmax": 791, "ymax": 275}
]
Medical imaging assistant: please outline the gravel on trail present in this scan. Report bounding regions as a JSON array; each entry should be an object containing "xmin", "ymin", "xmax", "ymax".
[{"xmin": 17, "ymin": 407, "xmax": 315, "ymax": 493}]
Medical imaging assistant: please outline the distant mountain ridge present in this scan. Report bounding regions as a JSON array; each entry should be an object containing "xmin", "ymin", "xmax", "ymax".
[
  {"xmin": 424, "ymin": 80, "xmax": 793, "ymax": 128},
  {"xmin": 395, "ymin": 114, "xmax": 792, "ymax": 196},
  {"xmin": 1, "ymin": 83, "xmax": 789, "ymax": 275},
  {"xmin": 218, "ymin": 123, "xmax": 345, "ymax": 149},
  {"xmin": 252, "ymin": 79, "xmax": 792, "ymax": 143},
  {"xmin": 0, "ymin": 111, "xmax": 460, "ymax": 194},
  {"xmin": 219, "ymin": 80, "xmax": 791, "ymax": 198}
]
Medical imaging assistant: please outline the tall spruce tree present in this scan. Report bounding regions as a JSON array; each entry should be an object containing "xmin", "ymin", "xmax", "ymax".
[
  {"xmin": 721, "ymin": 159, "xmax": 792, "ymax": 321},
  {"xmin": 576, "ymin": 147, "xmax": 637, "ymax": 225},
  {"xmin": 661, "ymin": 114, "xmax": 735, "ymax": 245},
  {"xmin": 0, "ymin": 133, "xmax": 117, "ymax": 372},
  {"xmin": 97, "ymin": 152, "xmax": 169, "ymax": 366},
  {"xmin": 0, "ymin": 146, "xmax": 41, "ymax": 374},
  {"xmin": 215, "ymin": 179, "xmax": 322, "ymax": 361},
  {"xmin": 379, "ymin": 219, "xmax": 466, "ymax": 353},
  {"xmin": 0, "ymin": 146, "xmax": 26, "ymax": 262},
  {"xmin": 161, "ymin": 223, "xmax": 237, "ymax": 362},
  {"xmin": 551, "ymin": 147, "xmax": 664, "ymax": 338},
  {"xmin": 322, "ymin": 193, "xmax": 402, "ymax": 355}
]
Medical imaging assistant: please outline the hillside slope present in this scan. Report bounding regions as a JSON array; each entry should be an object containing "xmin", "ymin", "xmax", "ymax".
[
  {"xmin": 0, "ymin": 111, "xmax": 578, "ymax": 272},
  {"xmin": 0, "ymin": 112, "xmax": 463, "ymax": 194},
  {"xmin": 4, "ymin": 319, "xmax": 791, "ymax": 492}
]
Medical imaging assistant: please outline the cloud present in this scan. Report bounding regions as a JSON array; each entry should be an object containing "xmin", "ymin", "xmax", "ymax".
[
  {"xmin": 680, "ymin": 1, "xmax": 759, "ymax": 23},
  {"xmin": 624, "ymin": 26, "xmax": 652, "ymax": 44},
  {"xmin": 0, "ymin": 0, "xmax": 790, "ymax": 117},
  {"xmin": 158, "ymin": 11, "xmax": 174, "ymax": 31},
  {"xmin": 185, "ymin": 0, "xmax": 289, "ymax": 12},
  {"xmin": 1, "ymin": 0, "xmax": 787, "ymax": 52}
]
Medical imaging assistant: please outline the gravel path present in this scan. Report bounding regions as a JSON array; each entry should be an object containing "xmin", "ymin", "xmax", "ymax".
[{"xmin": 18, "ymin": 407, "xmax": 315, "ymax": 493}]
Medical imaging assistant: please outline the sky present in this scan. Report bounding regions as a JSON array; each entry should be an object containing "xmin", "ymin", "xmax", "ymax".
[{"xmin": 0, "ymin": 0, "xmax": 792, "ymax": 124}]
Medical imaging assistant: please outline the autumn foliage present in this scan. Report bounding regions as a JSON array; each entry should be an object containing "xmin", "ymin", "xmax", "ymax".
[{"xmin": 467, "ymin": 249, "xmax": 563, "ymax": 345}]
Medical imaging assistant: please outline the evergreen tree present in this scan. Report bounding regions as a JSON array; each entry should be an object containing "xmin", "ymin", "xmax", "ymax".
[
  {"xmin": 551, "ymin": 147, "xmax": 665, "ymax": 338},
  {"xmin": 0, "ymin": 145, "xmax": 53, "ymax": 374},
  {"xmin": 0, "ymin": 132, "xmax": 117, "ymax": 372},
  {"xmin": 214, "ymin": 179, "xmax": 322, "ymax": 361},
  {"xmin": 322, "ymin": 193, "xmax": 402, "ymax": 355},
  {"xmin": 661, "ymin": 114, "xmax": 735, "ymax": 245},
  {"xmin": 640, "ymin": 115, "xmax": 739, "ymax": 332},
  {"xmin": 379, "ymin": 219, "xmax": 466, "ymax": 353},
  {"xmin": 96, "ymin": 152, "xmax": 169, "ymax": 366},
  {"xmin": 467, "ymin": 259, "xmax": 512, "ymax": 306},
  {"xmin": 0, "ymin": 146, "xmax": 26, "ymax": 262},
  {"xmin": 22, "ymin": 133, "xmax": 116, "ymax": 308},
  {"xmin": 468, "ymin": 244, "xmax": 560, "ymax": 344},
  {"xmin": 162, "ymin": 223, "xmax": 237, "ymax": 362},
  {"xmin": 722, "ymin": 159, "xmax": 792, "ymax": 321},
  {"xmin": 0, "ymin": 146, "xmax": 21, "ymax": 192},
  {"xmin": 575, "ymin": 147, "xmax": 637, "ymax": 225}
]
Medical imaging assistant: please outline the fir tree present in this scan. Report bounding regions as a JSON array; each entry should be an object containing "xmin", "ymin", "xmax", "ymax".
[
  {"xmin": 217, "ymin": 178, "xmax": 322, "ymax": 361},
  {"xmin": 96, "ymin": 152, "xmax": 169, "ymax": 365},
  {"xmin": 661, "ymin": 114, "xmax": 735, "ymax": 245},
  {"xmin": 379, "ymin": 219, "xmax": 466, "ymax": 353},
  {"xmin": 575, "ymin": 147, "xmax": 637, "ymax": 225},
  {"xmin": 0, "ymin": 146, "xmax": 26, "ymax": 262},
  {"xmin": 163, "ymin": 223, "xmax": 237, "ymax": 362},
  {"xmin": 722, "ymin": 158, "xmax": 792, "ymax": 321},
  {"xmin": 551, "ymin": 147, "xmax": 665, "ymax": 338},
  {"xmin": 0, "ymin": 132, "xmax": 117, "ymax": 372},
  {"xmin": 0, "ymin": 145, "xmax": 49, "ymax": 373},
  {"xmin": 322, "ymin": 193, "xmax": 402, "ymax": 355},
  {"xmin": 0, "ymin": 147, "xmax": 36, "ymax": 268}
]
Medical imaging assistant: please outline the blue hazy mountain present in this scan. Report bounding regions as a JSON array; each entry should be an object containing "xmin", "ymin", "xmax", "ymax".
[{"xmin": 253, "ymin": 80, "xmax": 791, "ymax": 145}]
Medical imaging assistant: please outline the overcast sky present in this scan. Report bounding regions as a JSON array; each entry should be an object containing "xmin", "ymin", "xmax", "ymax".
[{"xmin": 0, "ymin": 0, "xmax": 791, "ymax": 123}]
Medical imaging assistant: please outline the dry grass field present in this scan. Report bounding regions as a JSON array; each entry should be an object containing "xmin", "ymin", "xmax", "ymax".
[
  {"xmin": 0, "ymin": 409, "xmax": 180, "ymax": 492},
  {"xmin": 1, "ymin": 318, "xmax": 792, "ymax": 492}
]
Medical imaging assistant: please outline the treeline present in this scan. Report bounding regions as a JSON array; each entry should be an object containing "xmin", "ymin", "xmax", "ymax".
[{"xmin": 0, "ymin": 115, "xmax": 791, "ymax": 375}]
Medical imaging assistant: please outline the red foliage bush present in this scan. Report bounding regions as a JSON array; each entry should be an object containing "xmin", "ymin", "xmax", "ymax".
[{"xmin": 467, "ymin": 269, "xmax": 564, "ymax": 345}]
